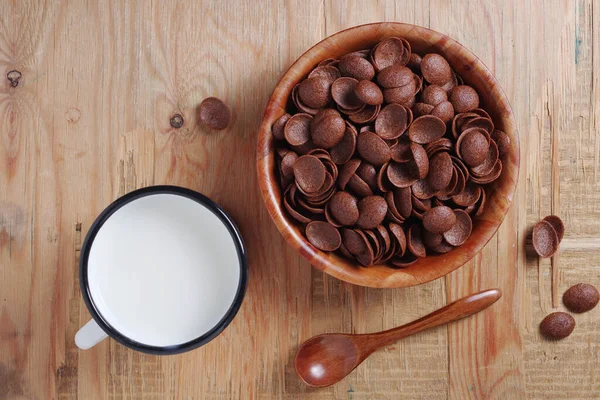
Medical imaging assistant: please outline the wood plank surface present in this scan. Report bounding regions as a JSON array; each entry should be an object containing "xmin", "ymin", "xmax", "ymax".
[{"xmin": 0, "ymin": 1, "xmax": 598, "ymax": 399}]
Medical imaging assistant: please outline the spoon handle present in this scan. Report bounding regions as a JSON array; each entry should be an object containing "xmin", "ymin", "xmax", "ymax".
[{"xmin": 368, "ymin": 289, "xmax": 502, "ymax": 349}]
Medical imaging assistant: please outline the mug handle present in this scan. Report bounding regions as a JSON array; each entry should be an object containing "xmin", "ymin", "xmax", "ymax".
[{"xmin": 75, "ymin": 319, "xmax": 108, "ymax": 349}]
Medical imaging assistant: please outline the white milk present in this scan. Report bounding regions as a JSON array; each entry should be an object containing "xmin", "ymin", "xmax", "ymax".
[{"xmin": 87, "ymin": 193, "xmax": 241, "ymax": 347}]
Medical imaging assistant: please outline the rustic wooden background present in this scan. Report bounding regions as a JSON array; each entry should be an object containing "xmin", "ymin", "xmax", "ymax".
[{"xmin": 0, "ymin": 0, "xmax": 598, "ymax": 399}]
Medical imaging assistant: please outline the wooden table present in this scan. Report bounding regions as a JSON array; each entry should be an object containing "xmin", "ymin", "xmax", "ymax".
[{"xmin": 1, "ymin": 1, "xmax": 599, "ymax": 399}]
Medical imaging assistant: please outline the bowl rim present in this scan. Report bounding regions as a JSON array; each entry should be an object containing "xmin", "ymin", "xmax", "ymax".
[{"xmin": 256, "ymin": 22, "xmax": 520, "ymax": 288}]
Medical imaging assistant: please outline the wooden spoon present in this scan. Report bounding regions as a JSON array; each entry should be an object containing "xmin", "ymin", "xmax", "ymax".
[{"xmin": 294, "ymin": 288, "xmax": 502, "ymax": 387}]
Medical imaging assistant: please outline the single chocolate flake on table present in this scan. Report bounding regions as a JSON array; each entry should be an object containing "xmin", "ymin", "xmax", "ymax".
[
  {"xmin": 272, "ymin": 36, "xmax": 506, "ymax": 267},
  {"xmin": 199, "ymin": 97, "xmax": 231, "ymax": 130},
  {"xmin": 532, "ymin": 219, "xmax": 560, "ymax": 258},
  {"xmin": 563, "ymin": 283, "xmax": 599, "ymax": 313},
  {"xmin": 543, "ymin": 215, "xmax": 565, "ymax": 242},
  {"xmin": 539, "ymin": 312, "xmax": 575, "ymax": 340}
]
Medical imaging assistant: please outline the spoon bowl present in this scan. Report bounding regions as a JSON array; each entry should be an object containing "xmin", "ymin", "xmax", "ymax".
[
  {"xmin": 295, "ymin": 289, "xmax": 502, "ymax": 387},
  {"xmin": 294, "ymin": 334, "xmax": 363, "ymax": 388}
]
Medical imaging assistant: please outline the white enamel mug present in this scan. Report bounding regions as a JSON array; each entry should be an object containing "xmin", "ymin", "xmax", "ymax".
[{"xmin": 75, "ymin": 186, "xmax": 247, "ymax": 354}]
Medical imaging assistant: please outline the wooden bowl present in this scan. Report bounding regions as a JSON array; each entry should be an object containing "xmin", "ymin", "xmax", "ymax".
[{"xmin": 257, "ymin": 23, "xmax": 519, "ymax": 288}]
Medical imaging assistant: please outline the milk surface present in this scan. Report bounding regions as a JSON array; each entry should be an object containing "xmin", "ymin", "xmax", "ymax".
[{"xmin": 87, "ymin": 193, "xmax": 241, "ymax": 346}]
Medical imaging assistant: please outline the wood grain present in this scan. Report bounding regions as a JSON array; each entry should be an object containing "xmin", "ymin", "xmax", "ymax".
[{"xmin": 0, "ymin": 1, "xmax": 599, "ymax": 399}]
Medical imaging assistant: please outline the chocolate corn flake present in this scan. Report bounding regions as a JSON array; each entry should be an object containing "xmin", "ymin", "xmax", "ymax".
[{"xmin": 272, "ymin": 36, "xmax": 506, "ymax": 266}]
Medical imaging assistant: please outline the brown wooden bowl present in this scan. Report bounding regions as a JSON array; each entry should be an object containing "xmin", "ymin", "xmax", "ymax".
[{"xmin": 257, "ymin": 23, "xmax": 519, "ymax": 288}]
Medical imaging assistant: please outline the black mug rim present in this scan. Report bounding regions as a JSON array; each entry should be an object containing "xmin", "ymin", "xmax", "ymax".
[{"xmin": 79, "ymin": 185, "xmax": 248, "ymax": 355}]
